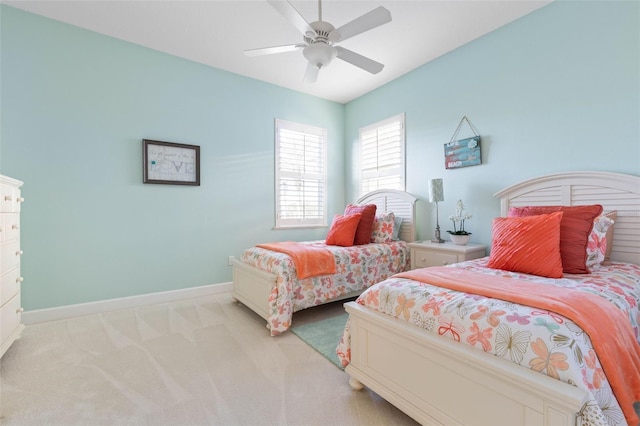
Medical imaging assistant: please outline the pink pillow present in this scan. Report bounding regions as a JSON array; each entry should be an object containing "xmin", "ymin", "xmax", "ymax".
[
  {"xmin": 371, "ymin": 212, "xmax": 395, "ymax": 243},
  {"xmin": 326, "ymin": 213, "xmax": 362, "ymax": 247},
  {"xmin": 508, "ymin": 204, "xmax": 603, "ymax": 274},
  {"xmin": 488, "ymin": 212, "xmax": 564, "ymax": 278},
  {"xmin": 586, "ymin": 211, "xmax": 616, "ymax": 269},
  {"xmin": 344, "ymin": 204, "xmax": 377, "ymax": 245}
]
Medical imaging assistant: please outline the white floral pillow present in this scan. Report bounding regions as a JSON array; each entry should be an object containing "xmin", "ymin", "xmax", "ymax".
[
  {"xmin": 371, "ymin": 212, "xmax": 395, "ymax": 243},
  {"xmin": 586, "ymin": 213, "xmax": 615, "ymax": 269}
]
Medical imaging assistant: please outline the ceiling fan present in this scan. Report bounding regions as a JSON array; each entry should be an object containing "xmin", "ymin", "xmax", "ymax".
[{"xmin": 245, "ymin": 0, "xmax": 392, "ymax": 83}]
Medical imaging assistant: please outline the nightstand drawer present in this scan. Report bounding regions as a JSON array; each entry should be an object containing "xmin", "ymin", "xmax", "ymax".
[
  {"xmin": 408, "ymin": 241, "xmax": 487, "ymax": 270},
  {"xmin": 413, "ymin": 250, "xmax": 458, "ymax": 268}
]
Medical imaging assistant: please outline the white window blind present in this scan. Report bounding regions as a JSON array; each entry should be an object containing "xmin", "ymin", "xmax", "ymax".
[
  {"xmin": 359, "ymin": 113, "xmax": 405, "ymax": 197},
  {"xmin": 275, "ymin": 119, "xmax": 327, "ymax": 228}
]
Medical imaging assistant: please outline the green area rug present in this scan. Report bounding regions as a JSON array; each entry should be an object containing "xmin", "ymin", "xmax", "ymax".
[{"xmin": 291, "ymin": 313, "xmax": 348, "ymax": 369}]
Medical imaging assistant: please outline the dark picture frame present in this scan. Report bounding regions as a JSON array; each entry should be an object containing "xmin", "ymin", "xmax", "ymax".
[{"xmin": 143, "ymin": 139, "xmax": 200, "ymax": 186}]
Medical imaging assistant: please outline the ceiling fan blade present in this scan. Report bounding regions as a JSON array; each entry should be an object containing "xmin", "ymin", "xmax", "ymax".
[
  {"xmin": 335, "ymin": 46, "xmax": 384, "ymax": 74},
  {"xmin": 329, "ymin": 6, "xmax": 391, "ymax": 43},
  {"xmin": 267, "ymin": 0, "xmax": 315, "ymax": 37},
  {"xmin": 244, "ymin": 44, "xmax": 304, "ymax": 57},
  {"xmin": 303, "ymin": 62, "xmax": 320, "ymax": 83}
]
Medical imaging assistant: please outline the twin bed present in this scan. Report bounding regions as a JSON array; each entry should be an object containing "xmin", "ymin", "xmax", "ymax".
[
  {"xmin": 232, "ymin": 171, "xmax": 640, "ymax": 426},
  {"xmin": 339, "ymin": 171, "xmax": 640, "ymax": 426},
  {"xmin": 232, "ymin": 189, "xmax": 418, "ymax": 335}
]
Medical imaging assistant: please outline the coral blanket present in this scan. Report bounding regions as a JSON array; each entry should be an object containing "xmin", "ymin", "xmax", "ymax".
[
  {"xmin": 395, "ymin": 267, "xmax": 640, "ymax": 426},
  {"xmin": 256, "ymin": 241, "xmax": 336, "ymax": 279}
]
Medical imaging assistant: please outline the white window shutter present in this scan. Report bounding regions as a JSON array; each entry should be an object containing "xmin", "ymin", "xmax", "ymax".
[
  {"xmin": 275, "ymin": 119, "xmax": 327, "ymax": 228},
  {"xmin": 359, "ymin": 113, "xmax": 405, "ymax": 197}
]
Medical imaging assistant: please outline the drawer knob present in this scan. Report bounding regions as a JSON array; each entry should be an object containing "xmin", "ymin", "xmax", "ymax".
[
  {"xmin": 442, "ymin": 261, "xmax": 449, "ymax": 266},
  {"xmin": 420, "ymin": 257, "xmax": 426, "ymax": 262},
  {"xmin": 17, "ymin": 197, "xmax": 24, "ymax": 203},
  {"xmin": 16, "ymin": 276, "xmax": 24, "ymax": 283},
  {"xmin": 12, "ymin": 224, "xmax": 19, "ymax": 230},
  {"xmin": 16, "ymin": 249, "xmax": 23, "ymax": 256},
  {"xmin": 16, "ymin": 307, "xmax": 24, "ymax": 314},
  {"xmin": 4, "ymin": 195, "xmax": 12, "ymax": 201}
]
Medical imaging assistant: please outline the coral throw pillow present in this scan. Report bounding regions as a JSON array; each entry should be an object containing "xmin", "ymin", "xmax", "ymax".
[
  {"xmin": 488, "ymin": 212, "xmax": 564, "ymax": 278},
  {"xmin": 508, "ymin": 204, "xmax": 603, "ymax": 274},
  {"xmin": 344, "ymin": 204, "xmax": 377, "ymax": 245},
  {"xmin": 326, "ymin": 213, "xmax": 362, "ymax": 247}
]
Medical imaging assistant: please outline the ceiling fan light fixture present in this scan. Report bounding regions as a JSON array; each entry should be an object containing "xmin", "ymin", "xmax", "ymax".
[
  {"xmin": 303, "ymin": 43, "xmax": 337, "ymax": 68},
  {"xmin": 248, "ymin": 0, "xmax": 392, "ymax": 80}
]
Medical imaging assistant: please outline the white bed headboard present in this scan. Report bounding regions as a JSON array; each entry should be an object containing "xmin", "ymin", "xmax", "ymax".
[
  {"xmin": 494, "ymin": 171, "xmax": 640, "ymax": 265},
  {"xmin": 356, "ymin": 189, "xmax": 417, "ymax": 243}
]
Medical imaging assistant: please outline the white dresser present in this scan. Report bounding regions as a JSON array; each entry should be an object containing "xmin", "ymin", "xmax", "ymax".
[{"xmin": 1, "ymin": 175, "xmax": 24, "ymax": 358}]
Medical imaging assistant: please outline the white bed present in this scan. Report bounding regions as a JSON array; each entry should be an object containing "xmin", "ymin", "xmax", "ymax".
[
  {"xmin": 232, "ymin": 189, "xmax": 417, "ymax": 334},
  {"xmin": 342, "ymin": 171, "xmax": 640, "ymax": 426}
]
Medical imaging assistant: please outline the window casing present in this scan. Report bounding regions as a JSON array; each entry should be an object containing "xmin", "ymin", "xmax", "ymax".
[
  {"xmin": 359, "ymin": 113, "xmax": 406, "ymax": 197},
  {"xmin": 275, "ymin": 119, "xmax": 327, "ymax": 228}
]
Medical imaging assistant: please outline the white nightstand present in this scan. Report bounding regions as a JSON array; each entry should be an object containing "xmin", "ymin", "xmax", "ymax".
[{"xmin": 408, "ymin": 241, "xmax": 487, "ymax": 269}]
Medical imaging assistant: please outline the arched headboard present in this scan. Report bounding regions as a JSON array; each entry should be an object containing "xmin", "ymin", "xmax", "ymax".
[
  {"xmin": 356, "ymin": 189, "xmax": 418, "ymax": 243},
  {"xmin": 494, "ymin": 171, "xmax": 640, "ymax": 265}
]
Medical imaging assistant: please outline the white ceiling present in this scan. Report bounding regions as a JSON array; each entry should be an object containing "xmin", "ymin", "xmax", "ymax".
[{"xmin": 4, "ymin": 0, "xmax": 551, "ymax": 104}]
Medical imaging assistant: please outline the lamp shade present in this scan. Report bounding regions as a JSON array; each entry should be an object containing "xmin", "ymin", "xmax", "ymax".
[{"xmin": 429, "ymin": 178, "xmax": 444, "ymax": 203}]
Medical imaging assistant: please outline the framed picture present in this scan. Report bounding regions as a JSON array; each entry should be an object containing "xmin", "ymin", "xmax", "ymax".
[
  {"xmin": 444, "ymin": 136, "xmax": 481, "ymax": 169},
  {"xmin": 143, "ymin": 139, "xmax": 200, "ymax": 186}
]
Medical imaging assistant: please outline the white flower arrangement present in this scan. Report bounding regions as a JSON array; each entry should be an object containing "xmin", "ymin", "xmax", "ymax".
[{"xmin": 447, "ymin": 199, "xmax": 472, "ymax": 235}]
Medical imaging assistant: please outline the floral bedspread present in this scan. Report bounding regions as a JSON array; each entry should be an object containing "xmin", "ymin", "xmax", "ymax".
[
  {"xmin": 337, "ymin": 259, "xmax": 640, "ymax": 426},
  {"xmin": 241, "ymin": 240, "xmax": 410, "ymax": 335}
]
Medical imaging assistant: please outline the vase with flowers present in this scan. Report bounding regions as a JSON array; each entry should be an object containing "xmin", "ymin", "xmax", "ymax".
[{"xmin": 447, "ymin": 200, "xmax": 472, "ymax": 245}]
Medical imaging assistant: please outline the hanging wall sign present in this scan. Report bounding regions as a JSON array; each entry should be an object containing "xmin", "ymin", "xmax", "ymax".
[{"xmin": 444, "ymin": 116, "xmax": 481, "ymax": 169}]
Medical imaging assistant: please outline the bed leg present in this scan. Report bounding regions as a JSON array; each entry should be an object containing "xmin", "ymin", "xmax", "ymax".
[{"xmin": 349, "ymin": 377, "xmax": 364, "ymax": 391}]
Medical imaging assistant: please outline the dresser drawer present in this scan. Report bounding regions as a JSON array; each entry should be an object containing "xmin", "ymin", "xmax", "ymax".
[
  {"xmin": 0, "ymin": 213, "xmax": 20, "ymax": 244},
  {"xmin": 1, "ymin": 241, "xmax": 22, "ymax": 273},
  {"xmin": 1, "ymin": 292, "xmax": 22, "ymax": 346},
  {"xmin": 1, "ymin": 267, "xmax": 21, "ymax": 307},
  {"xmin": 413, "ymin": 249, "xmax": 459, "ymax": 268},
  {"xmin": 0, "ymin": 185, "xmax": 21, "ymax": 213}
]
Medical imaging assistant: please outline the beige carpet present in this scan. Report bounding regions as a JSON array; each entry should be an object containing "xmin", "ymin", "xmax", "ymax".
[{"xmin": 0, "ymin": 293, "xmax": 418, "ymax": 426}]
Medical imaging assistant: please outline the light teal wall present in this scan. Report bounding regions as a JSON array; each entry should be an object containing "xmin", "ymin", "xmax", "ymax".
[
  {"xmin": 345, "ymin": 0, "xmax": 640, "ymax": 247},
  {"xmin": 2, "ymin": 1, "xmax": 638, "ymax": 312},
  {"xmin": 0, "ymin": 6, "xmax": 345, "ymax": 310}
]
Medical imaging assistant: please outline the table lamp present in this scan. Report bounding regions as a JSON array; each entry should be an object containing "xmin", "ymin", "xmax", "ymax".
[{"xmin": 429, "ymin": 178, "xmax": 445, "ymax": 243}]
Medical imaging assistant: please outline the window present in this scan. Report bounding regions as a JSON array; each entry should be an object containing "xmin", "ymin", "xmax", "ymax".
[
  {"xmin": 275, "ymin": 119, "xmax": 327, "ymax": 228},
  {"xmin": 359, "ymin": 113, "xmax": 405, "ymax": 197}
]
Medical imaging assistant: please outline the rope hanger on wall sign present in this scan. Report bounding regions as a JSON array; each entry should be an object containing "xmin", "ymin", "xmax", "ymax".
[{"xmin": 449, "ymin": 116, "xmax": 479, "ymax": 142}]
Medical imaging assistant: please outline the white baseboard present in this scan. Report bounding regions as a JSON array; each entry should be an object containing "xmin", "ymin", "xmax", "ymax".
[{"xmin": 22, "ymin": 282, "xmax": 233, "ymax": 325}]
